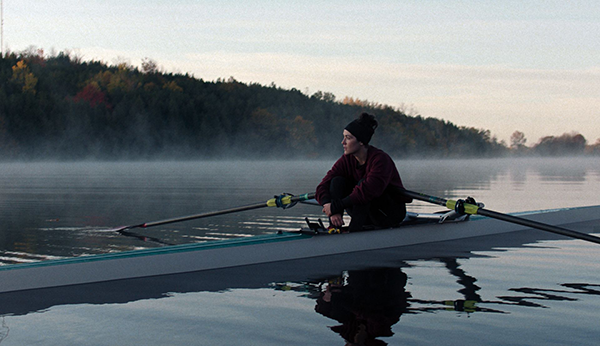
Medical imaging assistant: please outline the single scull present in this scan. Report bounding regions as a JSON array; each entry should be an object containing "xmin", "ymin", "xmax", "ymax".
[{"xmin": 0, "ymin": 201, "xmax": 598, "ymax": 293}]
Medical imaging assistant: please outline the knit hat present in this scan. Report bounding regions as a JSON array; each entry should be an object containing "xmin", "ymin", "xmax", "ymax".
[{"xmin": 344, "ymin": 113, "xmax": 378, "ymax": 145}]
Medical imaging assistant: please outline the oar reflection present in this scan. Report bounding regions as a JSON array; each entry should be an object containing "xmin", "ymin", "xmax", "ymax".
[{"xmin": 273, "ymin": 258, "xmax": 600, "ymax": 345}]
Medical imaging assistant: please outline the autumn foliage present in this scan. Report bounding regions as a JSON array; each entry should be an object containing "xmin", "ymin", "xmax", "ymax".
[{"xmin": 0, "ymin": 49, "xmax": 594, "ymax": 160}]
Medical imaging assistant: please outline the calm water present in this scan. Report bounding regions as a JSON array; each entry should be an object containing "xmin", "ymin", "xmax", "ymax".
[{"xmin": 0, "ymin": 158, "xmax": 599, "ymax": 345}]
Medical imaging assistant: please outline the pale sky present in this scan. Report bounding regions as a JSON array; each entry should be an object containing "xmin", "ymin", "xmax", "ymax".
[{"xmin": 3, "ymin": 0, "xmax": 600, "ymax": 145}]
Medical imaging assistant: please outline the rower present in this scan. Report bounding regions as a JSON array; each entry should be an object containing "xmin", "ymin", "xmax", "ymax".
[{"xmin": 315, "ymin": 113, "xmax": 412, "ymax": 232}]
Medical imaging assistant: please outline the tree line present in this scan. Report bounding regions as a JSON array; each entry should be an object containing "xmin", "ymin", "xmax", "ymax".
[
  {"xmin": 510, "ymin": 131, "xmax": 600, "ymax": 156},
  {"xmin": 0, "ymin": 49, "xmax": 596, "ymax": 160}
]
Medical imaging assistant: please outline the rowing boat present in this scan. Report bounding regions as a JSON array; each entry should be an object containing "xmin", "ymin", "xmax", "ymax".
[{"xmin": 0, "ymin": 204, "xmax": 598, "ymax": 293}]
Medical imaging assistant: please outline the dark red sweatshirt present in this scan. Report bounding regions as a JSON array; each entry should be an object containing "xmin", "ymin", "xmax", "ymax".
[{"xmin": 316, "ymin": 146, "xmax": 410, "ymax": 209}]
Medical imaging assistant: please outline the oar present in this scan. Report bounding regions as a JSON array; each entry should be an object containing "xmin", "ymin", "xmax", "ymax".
[
  {"xmin": 112, "ymin": 192, "xmax": 315, "ymax": 233},
  {"xmin": 401, "ymin": 189, "xmax": 600, "ymax": 245},
  {"xmin": 118, "ymin": 229, "xmax": 174, "ymax": 246}
]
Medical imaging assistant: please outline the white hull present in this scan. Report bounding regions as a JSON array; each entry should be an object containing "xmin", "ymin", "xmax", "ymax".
[{"xmin": 0, "ymin": 205, "xmax": 598, "ymax": 293}]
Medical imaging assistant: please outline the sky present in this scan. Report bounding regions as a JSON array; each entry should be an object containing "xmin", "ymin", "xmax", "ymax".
[{"xmin": 3, "ymin": 0, "xmax": 599, "ymax": 145}]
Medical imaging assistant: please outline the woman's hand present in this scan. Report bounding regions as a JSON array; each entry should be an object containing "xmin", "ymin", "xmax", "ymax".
[
  {"xmin": 323, "ymin": 203, "xmax": 344, "ymax": 227},
  {"xmin": 329, "ymin": 214, "xmax": 344, "ymax": 227},
  {"xmin": 322, "ymin": 203, "xmax": 333, "ymax": 216}
]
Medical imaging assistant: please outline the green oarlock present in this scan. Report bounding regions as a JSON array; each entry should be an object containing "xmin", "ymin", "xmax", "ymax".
[
  {"xmin": 464, "ymin": 203, "xmax": 480, "ymax": 215},
  {"xmin": 267, "ymin": 193, "xmax": 315, "ymax": 208},
  {"xmin": 267, "ymin": 195, "xmax": 293, "ymax": 207},
  {"xmin": 446, "ymin": 199, "xmax": 479, "ymax": 215}
]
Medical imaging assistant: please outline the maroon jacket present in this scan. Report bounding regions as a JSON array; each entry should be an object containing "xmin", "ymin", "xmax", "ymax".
[{"xmin": 316, "ymin": 146, "xmax": 410, "ymax": 208}]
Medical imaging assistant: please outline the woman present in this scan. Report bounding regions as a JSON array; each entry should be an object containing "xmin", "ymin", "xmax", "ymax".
[{"xmin": 316, "ymin": 113, "xmax": 411, "ymax": 232}]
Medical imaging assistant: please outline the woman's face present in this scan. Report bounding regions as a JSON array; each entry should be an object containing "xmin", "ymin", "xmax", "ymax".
[{"xmin": 342, "ymin": 130, "xmax": 362, "ymax": 155}]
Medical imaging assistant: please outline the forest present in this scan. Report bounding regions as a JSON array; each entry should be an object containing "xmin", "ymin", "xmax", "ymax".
[{"xmin": 0, "ymin": 49, "xmax": 597, "ymax": 160}]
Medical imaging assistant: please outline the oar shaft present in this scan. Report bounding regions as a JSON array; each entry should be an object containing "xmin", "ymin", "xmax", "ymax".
[
  {"xmin": 402, "ymin": 190, "xmax": 449, "ymax": 207},
  {"xmin": 120, "ymin": 192, "xmax": 316, "ymax": 231},
  {"xmin": 143, "ymin": 202, "xmax": 268, "ymax": 228},
  {"xmin": 477, "ymin": 208, "xmax": 600, "ymax": 245},
  {"xmin": 402, "ymin": 189, "xmax": 600, "ymax": 245}
]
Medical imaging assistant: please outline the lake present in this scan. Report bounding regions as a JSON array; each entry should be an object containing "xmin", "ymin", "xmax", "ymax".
[{"xmin": 0, "ymin": 157, "xmax": 599, "ymax": 345}]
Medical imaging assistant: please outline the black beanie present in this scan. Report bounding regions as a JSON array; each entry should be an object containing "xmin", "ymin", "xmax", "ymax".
[{"xmin": 344, "ymin": 113, "xmax": 377, "ymax": 145}]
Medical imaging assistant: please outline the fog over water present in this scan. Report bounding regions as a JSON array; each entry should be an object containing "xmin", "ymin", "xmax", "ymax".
[{"xmin": 0, "ymin": 157, "xmax": 598, "ymax": 263}]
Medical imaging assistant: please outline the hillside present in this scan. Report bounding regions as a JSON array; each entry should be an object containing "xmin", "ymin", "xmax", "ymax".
[{"xmin": 2, "ymin": 50, "xmax": 510, "ymax": 160}]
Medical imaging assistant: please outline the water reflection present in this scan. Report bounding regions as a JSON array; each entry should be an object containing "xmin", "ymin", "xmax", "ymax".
[
  {"xmin": 273, "ymin": 255, "xmax": 600, "ymax": 345},
  {"xmin": 499, "ymin": 283, "xmax": 600, "ymax": 308},
  {"xmin": 314, "ymin": 268, "xmax": 409, "ymax": 345},
  {"xmin": 527, "ymin": 158, "xmax": 593, "ymax": 182},
  {"xmin": 274, "ymin": 263, "xmax": 490, "ymax": 345}
]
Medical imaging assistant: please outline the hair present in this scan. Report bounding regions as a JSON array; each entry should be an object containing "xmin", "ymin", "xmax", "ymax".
[{"xmin": 345, "ymin": 113, "xmax": 378, "ymax": 145}]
